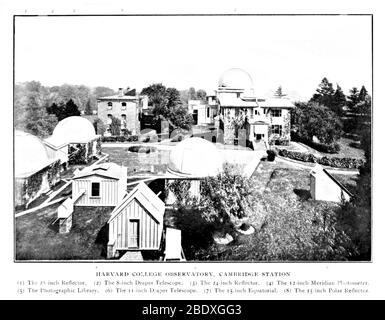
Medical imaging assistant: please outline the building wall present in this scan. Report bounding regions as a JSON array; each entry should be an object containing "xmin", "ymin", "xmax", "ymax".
[
  {"xmin": 73, "ymin": 176, "xmax": 120, "ymax": 206},
  {"xmin": 97, "ymin": 99, "xmax": 140, "ymax": 134},
  {"xmin": 109, "ymin": 199, "xmax": 161, "ymax": 250},
  {"xmin": 15, "ymin": 164, "xmax": 60, "ymax": 208}
]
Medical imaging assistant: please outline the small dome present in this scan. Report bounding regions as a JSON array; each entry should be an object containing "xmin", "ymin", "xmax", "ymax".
[
  {"xmin": 15, "ymin": 130, "xmax": 53, "ymax": 177},
  {"xmin": 218, "ymin": 68, "xmax": 254, "ymax": 90},
  {"xmin": 168, "ymin": 137, "xmax": 223, "ymax": 177},
  {"xmin": 52, "ymin": 116, "xmax": 97, "ymax": 144}
]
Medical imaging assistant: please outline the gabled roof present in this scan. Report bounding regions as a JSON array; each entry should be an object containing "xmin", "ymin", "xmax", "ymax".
[
  {"xmin": 108, "ymin": 182, "xmax": 165, "ymax": 224},
  {"xmin": 73, "ymin": 162, "xmax": 126, "ymax": 180},
  {"xmin": 44, "ymin": 136, "xmax": 68, "ymax": 149}
]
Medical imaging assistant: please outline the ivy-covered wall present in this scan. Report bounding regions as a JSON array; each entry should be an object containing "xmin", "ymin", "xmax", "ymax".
[{"xmin": 15, "ymin": 160, "xmax": 61, "ymax": 208}]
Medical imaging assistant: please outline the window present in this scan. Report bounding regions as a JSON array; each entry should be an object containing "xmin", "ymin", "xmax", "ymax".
[
  {"xmin": 207, "ymin": 107, "xmax": 210, "ymax": 118},
  {"xmin": 271, "ymin": 125, "xmax": 282, "ymax": 136},
  {"xmin": 271, "ymin": 109, "xmax": 282, "ymax": 117},
  {"xmin": 121, "ymin": 114, "xmax": 126, "ymax": 120},
  {"xmin": 91, "ymin": 182, "xmax": 100, "ymax": 197},
  {"xmin": 107, "ymin": 102, "xmax": 113, "ymax": 110},
  {"xmin": 121, "ymin": 102, "xmax": 127, "ymax": 110}
]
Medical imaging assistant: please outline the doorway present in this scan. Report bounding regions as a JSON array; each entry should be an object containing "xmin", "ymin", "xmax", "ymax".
[{"xmin": 128, "ymin": 220, "xmax": 139, "ymax": 248}]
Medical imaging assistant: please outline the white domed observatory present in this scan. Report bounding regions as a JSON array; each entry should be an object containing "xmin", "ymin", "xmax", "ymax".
[
  {"xmin": 167, "ymin": 137, "xmax": 223, "ymax": 178},
  {"xmin": 44, "ymin": 116, "xmax": 101, "ymax": 165},
  {"xmin": 165, "ymin": 137, "xmax": 224, "ymax": 205},
  {"xmin": 15, "ymin": 131, "xmax": 61, "ymax": 208}
]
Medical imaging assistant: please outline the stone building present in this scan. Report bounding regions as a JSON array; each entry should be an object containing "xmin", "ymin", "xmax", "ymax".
[
  {"xmin": 97, "ymin": 88, "xmax": 148, "ymax": 135},
  {"xmin": 214, "ymin": 68, "xmax": 295, "ymax": 145}
]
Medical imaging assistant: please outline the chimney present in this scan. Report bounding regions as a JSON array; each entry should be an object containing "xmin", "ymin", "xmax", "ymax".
[{"xmin": 118, "ymin": 88, "xmax": 124, "ymax": 97}]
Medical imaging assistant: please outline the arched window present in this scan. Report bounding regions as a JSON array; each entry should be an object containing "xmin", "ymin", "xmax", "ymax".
[
  {"xmin": 121, "ymin": 102, "xmax": 127, "ymax": 110},
  {"xmin": 107, "ymin": 102, "xmax": 113, "ymax": 110}
]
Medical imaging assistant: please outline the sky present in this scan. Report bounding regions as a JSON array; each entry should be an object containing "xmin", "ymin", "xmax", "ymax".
[{"xmin": 14, "ymin": 15, "xmax": 372, "ymax": 101}]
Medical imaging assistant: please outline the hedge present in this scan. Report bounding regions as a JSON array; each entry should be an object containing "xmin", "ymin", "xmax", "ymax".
[
  {"xmin": 277, "ymin": 148, "xmax": 365, "ymax": 169},
  {"xmin": 101, "ymin": 135, "xmax": 139, "ymax": 143}
]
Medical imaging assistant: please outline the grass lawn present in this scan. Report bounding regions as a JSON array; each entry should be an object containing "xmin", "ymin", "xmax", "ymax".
[
  {"xmin": 16, "ymin": 206, "xmax": 114, "ymax": 260},
  {"xmin": 296, "ymin": 138, "xmax": 365, "ymax": 159},
  {"xmin": 164, "ymin": 160, "xmax": 343, "ymax": 261},
  {"xmin": 103, "ymin": 146, "xmax": 170, "ymax": 175}
]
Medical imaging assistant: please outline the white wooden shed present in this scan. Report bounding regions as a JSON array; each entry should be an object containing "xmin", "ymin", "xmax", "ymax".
[
  {"xmin": 107, "ymin": 182, "xmax": 165, "ymax": 259},
  {"xmin": 310, "ymin": 164, "xmax": 352, "ymax": 203},
  {"xmin": 72, "ymin": 162, "xmax": 127, "ymax": 206}
]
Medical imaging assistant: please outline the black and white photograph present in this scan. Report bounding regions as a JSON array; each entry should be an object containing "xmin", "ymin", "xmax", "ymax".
[{"xmin": 13, "ymin": 13, "xmax": 372, "ymax": 263}]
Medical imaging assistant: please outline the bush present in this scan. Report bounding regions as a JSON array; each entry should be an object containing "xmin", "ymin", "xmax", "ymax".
[
  {"xmin": 266, "ymin": 149, "xmax": 277, "ymax": 161},
  {"xmin": 128, "ymin": 146, "xmax": 156, "ymax": 154},
  {"xmin": 273, "ymin": 138, "xmax": 290, "ymax": 146},
  {"xmin": 277, "ymin": 149, "xmax": 365, "ymax": 169},
  {"xmin": 101, "ymin": 135, "xmax": 139, "ymax": 143}
]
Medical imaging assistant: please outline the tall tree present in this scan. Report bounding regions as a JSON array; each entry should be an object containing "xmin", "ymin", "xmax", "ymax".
[
  {"xmin": 347, "ymin": 87, "xmax": 360, "ymax": 110},
  {"xmin": 15, "ymin": 81, "xmax": 57, "ymax": 138},
  {"xmin": 84, "ymin": 98, "xmax": 93, "ymax": 115},
  {"xmin": 46, "ymin": 102, "xmax": 66, "ymax": 121},
  {"xmin": 141, "ymin": 84, "xmax": 193, "ymax": 130},
  {"xmin": 331, "ymin": 84, "xmax": 346, "ymax": 115},
  {"xmin": 294, "ymin": 102, "xmax": 342, "ymax": 144},
  {"xmin": 310, "ymin": 77, "xmax": 335, "ymax": 109},
  {"xmin": 63, "ymin": 99, "xmax": 81, "ymax": 118},
  {"xmin": 187, "ymin": 87, "xmax": 197, "ymax": 100},
  {"xmin": 109, "ymin": 116, "xmax": 121, "ymax": 136},
  {"xmin": 274, "ymin": 86, "xmax": 287, "ymax": 98},
  {"xmin": 196, "ymin": 89, "xmax": 207, "ymax": 101},
  {"xmin": 358, "ymin": 85, "xmax": 368, "ymax": 102}
]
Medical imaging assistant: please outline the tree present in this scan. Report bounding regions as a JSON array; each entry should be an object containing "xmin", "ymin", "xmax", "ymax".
[
  {"xmin": 196, "ymin": 89, "xmax": 207, "ymax": 101},
  {"xmin": 15, "ymin": 81, "xmax": 57, "ymax": 138},
  {"xmin": 63, "ymin": 99, "xmax": 81, "ymax": 118},
  {"xmin": 274, "ymin": 86, "xmax": 287, "ymax": 98},
  {"xmin": 109, "ymin": 116, "xmax": 121, "ymax": 136},
  {"xmin": 310, "ymin": 77, "xmax": 335, "ymax": 109},
  {"xmin": 199, "ymin": 164, "xmax": 256, "ymax": 227},
  {"xmin": 187, "ymin": 87, "xmax": 197, "ymax": 100},
  {"xmin": 84, "ymin": 98, "xmax": 93, "ymax": 115},
  {"xmin": 141, "ymin": 84, "xmax": 193, "ymax": 130},
  {"xmin": 331, "ymin": 84, "xmax": 346, "ymax": 115},
  {"xmin": 46, "ymin": 102, "xmax": 66, "ymax": 121},
  {"xmin": 294, "ymin": 102, "xmax": 343, "ymax": 144},
  {"xmin": 337, "ymin": 126, "xmax": 371, "ymax": 260},
  {"xmin": 93, "ymin": 118, "xmax": 105, "ymax": 135},
  {"xmin": 347, "ymin": 87, "xmax": 360, "ymax": 110},
  {"xmin": 358, "ymin": 85, "xmax": 368, "ymax": 102},
  {"xmin": 141, "ymin": 83, "xmax": 167, "ymax": 108}
]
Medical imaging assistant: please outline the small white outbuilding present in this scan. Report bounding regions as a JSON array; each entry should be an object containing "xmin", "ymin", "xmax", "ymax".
[
  {"xmin": 107, "ymin": 182, "xmax": 165, "ymax": 259},
  {"xmin": 72, "ymin": 162, "xmax": 127, "ymax": 207},
  {"xmin": 310, "ymin": 164, "xmax": 352, "ymax": 203}
]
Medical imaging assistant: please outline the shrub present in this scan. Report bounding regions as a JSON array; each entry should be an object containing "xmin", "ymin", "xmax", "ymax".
[
  {"xmin": 266, "ymin": 149, "xmax": 277, "ymax": 161},
  {"xmin": 291, "ymin": 131, "xmax": 340, "ymax": 153},
  {"xmin": 277, "ymin": 149, "xmax": 365, "ymax": 169}
]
